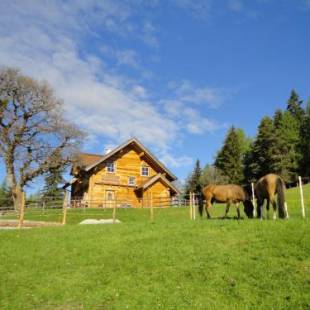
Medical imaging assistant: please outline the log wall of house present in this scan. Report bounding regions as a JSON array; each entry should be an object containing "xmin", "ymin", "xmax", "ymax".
[
  {"xmin": 84, "ymin": 146, "xmax": 171, "ymax": 208},
  {"xmin": 143, "ymin": 180, "xmax": 170, "ymax": 208}
]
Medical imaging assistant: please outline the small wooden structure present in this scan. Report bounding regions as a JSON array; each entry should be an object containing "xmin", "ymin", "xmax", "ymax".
[{"xmin": 65, "ymin": 138, "xmax": 180, "ymax": 208}]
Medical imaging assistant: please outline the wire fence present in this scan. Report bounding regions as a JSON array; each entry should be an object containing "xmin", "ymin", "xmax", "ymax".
[
  {"xmin": 0, "ymin": 193, "xmax": 197, "ymax": 227},
  {"xmin": 0, "ymin": 178, "xmax": 309, "ymax": 228}
]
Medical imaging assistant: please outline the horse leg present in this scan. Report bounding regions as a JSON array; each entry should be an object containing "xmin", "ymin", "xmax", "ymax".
[
  {"xmin": 284, "ymin": 202, "xmax": 289, "ymax": 219},
  {"xmin": 205, "ymin": 200, "xmax": 212, "ymax": 219},
  {"xmin": 266, "ymin": 199, "xmax": 270, "ymax": 219},
  {"xmin": 236, "ymin": 202, "xmax": 241, "ymax": 219},
  {"xmin": 257, "ymin": 199, "xmax": 264, "ymax": 220},
  {"xmin": 223, "ymin": 203, "xmax": 230, "ymax": 219},
  {"xmin": 271, "ymin": 198, "xmax": 277, "ymax": 220}
]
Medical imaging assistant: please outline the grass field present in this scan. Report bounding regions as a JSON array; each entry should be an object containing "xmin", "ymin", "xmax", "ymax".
[{"xmin": 0, "ymin": 185, "xmax": 310, "ymax": 309}]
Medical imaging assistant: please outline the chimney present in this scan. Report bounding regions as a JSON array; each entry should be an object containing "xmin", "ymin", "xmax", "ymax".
[{"xmin": 104, "ymin": 148, "xmax": 112, "ymax": 155}]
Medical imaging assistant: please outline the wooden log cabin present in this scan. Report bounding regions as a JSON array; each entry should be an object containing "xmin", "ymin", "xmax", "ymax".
[{"xmin": 66, "ymin": 138, "xmax": 180, "ymax": 208}]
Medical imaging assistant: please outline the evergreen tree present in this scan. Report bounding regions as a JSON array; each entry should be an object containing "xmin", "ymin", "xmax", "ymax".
[
  {"xmin": 287, "ymin": 89, "xmax": 304, "ymax": 122},
  {"xmin": 184, "ymin": 159, "xmax": 203, "ymax": 195},
  {"xmin": 249, "ymin": 117, "xmax": 276, "ymax": 179},
  {"xmin": 300, "ymin": 99, "xmax": 310, "ymax": 177},
  {"xmin": 243, "ymin": 140, "xmax": 255, "ymax": 182},
  {"xmin": 236, "ymin": 128, "xmax": 252, "ymax": 155},
  {"xmin": 200, "ymin": 164, "xmax": 229, "ymax": 186},
  {"xmin": 41, "ymin": 167, "xmax": 65, "ymax": 201},
  {"xmin": 272, "ymin": 110, "xmax": 300, "ymax": 182},
  {"xmin": 0, "ymin": 181, "xmax": 13, "ymax": 209},
  {"xmin": 214, "ymin": 126, "xmax": 244, "ymax": 184}
]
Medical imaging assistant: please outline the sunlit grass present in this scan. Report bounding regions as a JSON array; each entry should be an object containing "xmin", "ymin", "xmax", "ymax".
[{"xmin": 0, "ymin": 184, "xmax": 309, "ymax": 309}]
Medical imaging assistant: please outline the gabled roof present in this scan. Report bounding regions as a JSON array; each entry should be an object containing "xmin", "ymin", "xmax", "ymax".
[
  {"xmin": 85, "ymin": 137, "xmax": 177, "ymax": 181},
  {"xmin": 72, "ymin": 153, "xmax": 103, "ymax": 171},
  {"xmin": 136, "ymin": 173, "xmax": 180, "ymax": 194}
]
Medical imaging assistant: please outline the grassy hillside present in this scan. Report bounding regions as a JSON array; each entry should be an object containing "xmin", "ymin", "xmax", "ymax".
[{"xmin": 0, "ymin": 185, "xmax": 309, "ymax": 309}]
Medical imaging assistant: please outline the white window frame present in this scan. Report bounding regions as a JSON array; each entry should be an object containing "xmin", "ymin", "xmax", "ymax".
[
  {"xmin": 128, "ymin": 176, "xmax": 136, "ymax": 186},
  {"xmin": 105, "ymin": 190, "xmax": 115, "ymax": 201},
  {"xmin": 141, "ymin": 165, "xmax": 149, "ymax": 176},
  {"xmin": 106, "ymin": 161, "xmax": 115, "ymax": 173}
]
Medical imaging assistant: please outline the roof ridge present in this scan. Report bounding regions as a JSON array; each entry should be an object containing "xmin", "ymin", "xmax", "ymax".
[
  {"xmin": 78, "ymin": 152, "xmax": 103, "ymax": 157},
  {"xmin": 138, "ymin": 173, "xmax": 180, "ymax": 194},
  {"xmin": 84, "ymin": 138, "xmax": 177, "ymax": 181}
]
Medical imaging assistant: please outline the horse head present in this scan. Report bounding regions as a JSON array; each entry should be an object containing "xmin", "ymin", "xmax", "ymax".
[{"xmin": 243, "ymin": 199, "xmax": 254, "ymax": 218}]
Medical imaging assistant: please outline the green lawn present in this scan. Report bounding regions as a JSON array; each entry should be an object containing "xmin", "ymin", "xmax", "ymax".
[{"xmin": 0, "ymin": 185, "xmax": 310, "ymax": 309}]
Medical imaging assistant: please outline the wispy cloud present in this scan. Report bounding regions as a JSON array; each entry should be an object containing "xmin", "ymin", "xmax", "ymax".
[
  {"xmin": 300, "ymin": 0, "xmax": 310, "ymax": 10},
  {"xmin": 101, "ymin": 45, "xmax": 140, "ymax": 68},
  {"xmin": 141, "ymin": 21, "xmax": 160, "ymax": 48},
  {"xmin": 228, "ymin": 0, "xmax": 244, "ymax": 13},
  {"xmin": 0, "ymin": 0, "xmax": 229, "ymax": 170},
  {"xmin": 172, "ymin": 0, "xmax": 214, "ymax": 19},
  {"xmin": 0, "ymin": 1, "xmax": 173, "ymax": 150},
  {"xmin": 163, "ymin": 100, "xmax": 224, "ymax": 135},
  {"xmin": 168, "ymin": 80, "xmax": 230, "ymax": 108},
  {"xmin": 159, "ymin": 152, "xmax": 194, "ymax": 168}
]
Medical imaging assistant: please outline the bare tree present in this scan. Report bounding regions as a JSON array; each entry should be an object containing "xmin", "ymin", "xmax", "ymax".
[{"xmin": 0, "ymin": 67, "xmax": 84, "ymax": 210}]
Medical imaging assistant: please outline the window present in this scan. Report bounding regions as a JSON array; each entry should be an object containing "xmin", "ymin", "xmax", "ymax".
[
  {"xmin": 128, "ymin": 176, "xmax": 136, "ymax": 186},
  {"xmin": 141, "ymin": 166, "xmax": 149, "ymax": 176},
  {"xmin": 106, "ymin": 190, "xmax": 115, "ymax": 201},
  {"xmin": 106, "ymin": 161, "xmax": 115, "ymax": 173}
]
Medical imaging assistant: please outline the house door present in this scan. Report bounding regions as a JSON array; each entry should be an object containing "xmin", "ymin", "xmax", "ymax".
[{"xmin": 105, "ymin": 190, "xmax": 115, "ymax": 208}]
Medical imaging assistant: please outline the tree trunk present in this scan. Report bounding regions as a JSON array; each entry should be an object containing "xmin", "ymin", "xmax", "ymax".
[
  {"xmin": 12, "ymin": 185, "xmax": 23, "ymax": 211},
  {"xmin": 5, "ymin": 157, "xmax": 23, "ymax": 211}
]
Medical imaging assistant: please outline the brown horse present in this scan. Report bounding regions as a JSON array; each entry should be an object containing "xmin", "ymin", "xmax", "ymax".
[
  {"xmin": 199, "ymin": 184, "xmax": 254, "ymax": 219},
  {"xmin": 255, "ymin": 173, "xmax": 287, "ymax": 219}
]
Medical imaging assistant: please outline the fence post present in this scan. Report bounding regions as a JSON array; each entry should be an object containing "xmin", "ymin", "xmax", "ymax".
[
  {"xmin": 251, "ymin": 182, "xmax": 256, "ymax": 218},
  {"xmin": 193, "ymin": 193, "xmax": 196, "ymax": 220},
  {"xmin": 150, "ymin": 192, "xmax": 154, "ymax": 222},
  {"xmin": 113, "ymin": 195, "xmax": 117, "ymax": 224},
  {"xmin": 62, "ymin": 191, "xmax": 68, "ymax": 225},
  {"xmin": 83, "ymin": 199, "xmax": 86, "ymax": 213},
  {"xmin": 18, "ymin": 191, "xmax": 26, "ymax": 229},
  {"xmin": 189, "ymin": 192, "xmax": 192, "ymax": 220},
  {"xmin": 299, "ymin": 176, "xmax": 306, "ymax": 218}
]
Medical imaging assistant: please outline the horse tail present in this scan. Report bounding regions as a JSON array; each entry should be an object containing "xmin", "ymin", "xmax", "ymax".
[{"xmin": 276, "ymin": 177, "xmax": 286, "ymax": 219}]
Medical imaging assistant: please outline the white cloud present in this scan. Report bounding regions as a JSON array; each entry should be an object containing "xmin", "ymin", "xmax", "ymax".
[
  {"xmin": 141, "ymin": 21, "xmax": 159, "ymax": 48},
  {"xmin": 131, "ymin": 85, "xmax": 148, "ymax": 98},
  {"xmin": 162, "ymin": 80, "xmax": 228, "ymax": 135},
  {"xmin": 228, "ymin": 0, "xmax": 244, "ymax": 12},
  {"xmin": 300, "ymin": 0, "xmax": 310, "ymax": 10},
  {"xmin": 183, "ymin": 107, "xmax": 223, "ymax": 134},
  {"xmin": 101, "ymin": 46, "xmax": 139, "ymax": 68},
  {"xmin": 172, "ymin": 0, "xmax": 213, "ymax": 19},
  {"xmin": 0, "ymin": 1, "xmax": 175, "ymax": 151},
  {"xmin": 163, "ymin": 100, "xmax": 184, "ymax": 117},
  {"xmin": 159, "ymin": 153, "xmax": 194, "ymax": 168},
  {"xmin": 0, "ymin": 0, "xmax": 227, "ymax": 170},
  {"xmin": 168, "ymin": 80, "xmax": 228, "ymax": 108},
  {"xmin": 163, "ymin": 100, "xmax": 223, "ymax": 135},
  {"xmin": 116, "ymin": 50, "xmax": 139, "ymax": 67}
]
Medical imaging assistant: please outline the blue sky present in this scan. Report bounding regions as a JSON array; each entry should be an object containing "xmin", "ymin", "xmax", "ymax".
[{"xmin": 0, "ymin": 0, "xmax": 310, "ymax": 186}]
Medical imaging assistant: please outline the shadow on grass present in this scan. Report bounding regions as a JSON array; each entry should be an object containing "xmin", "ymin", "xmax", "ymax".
[{"xmin": 200, "ymin": 216, "xmax": 246, "ymax": 221}]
